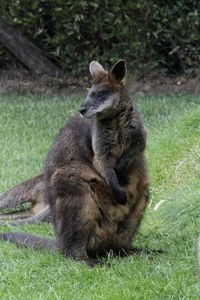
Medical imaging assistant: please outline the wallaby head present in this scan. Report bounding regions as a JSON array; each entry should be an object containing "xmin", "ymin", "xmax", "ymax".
[{"xmin": 79, "ymin": 60, "xmax": 127, "ymax": 119}]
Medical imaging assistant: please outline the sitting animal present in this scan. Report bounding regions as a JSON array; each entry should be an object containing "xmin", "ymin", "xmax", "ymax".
[{"xmin": 0, "ymin": 60, "xmax": 149, "ymax": 266}]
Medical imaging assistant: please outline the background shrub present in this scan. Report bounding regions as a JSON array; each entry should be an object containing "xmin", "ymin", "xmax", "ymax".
[{"xmin": 0, "ymin": 0, "xmax": 200, "ymax": 76}]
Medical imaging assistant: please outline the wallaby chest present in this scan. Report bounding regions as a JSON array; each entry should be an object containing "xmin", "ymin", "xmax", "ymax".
[{"xmin": 92, "ymin": 117, "xmax": 132, "ymax": 164}]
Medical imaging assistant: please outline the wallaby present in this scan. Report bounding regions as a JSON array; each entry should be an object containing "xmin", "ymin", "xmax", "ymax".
[
  {"xmin": 0, "ymin": 60, "xmax": 149, "ymax": 266},
  {"xmin": 0, "ymin": 174, "xmax": 50, "ymax": 225}
]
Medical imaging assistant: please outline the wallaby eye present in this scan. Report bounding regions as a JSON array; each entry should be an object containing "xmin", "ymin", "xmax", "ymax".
[
  {"xmin": 90, "ymin": 91, "xmax": 96, "ymax": 97},
  {"xmin": 90, "ymin": 90, "xmax": 110, "ymax": 101},
  {"xmin": 97, "ymin": 91, "xmax": 106, "ymax": 98}
]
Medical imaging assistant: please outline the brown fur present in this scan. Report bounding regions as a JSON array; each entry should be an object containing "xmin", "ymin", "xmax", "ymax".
[{"xmin": 0, "ymin": 60, "xmax": 149, "ymax": 266}]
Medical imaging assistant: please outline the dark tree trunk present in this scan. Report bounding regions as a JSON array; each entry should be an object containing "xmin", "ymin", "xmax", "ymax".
[{"xmin": 0, "ymin": 17, "xmax": 62, "ymax": 77}]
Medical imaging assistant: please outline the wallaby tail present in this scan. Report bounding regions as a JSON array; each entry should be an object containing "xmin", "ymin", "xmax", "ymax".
[
  {"xmin": 0, "ymin": 206, "xmax": 51, "ymax": 226},
  {"xmin": 0, "ymin": 174, "xmax": 44, "ymax": 209},
  {"xmin": 0, "ymin": 232, "xmax": 57, "ymax": 250}
]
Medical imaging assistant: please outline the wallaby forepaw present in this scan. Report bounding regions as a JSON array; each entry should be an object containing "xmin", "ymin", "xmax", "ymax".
[
  {"xmin": 115, "ymin": 166, "xmax": 129, "ymax": 186},
  {"xmin": 114, "ymin": 190, "xmax": 127, "ymax": 205}
]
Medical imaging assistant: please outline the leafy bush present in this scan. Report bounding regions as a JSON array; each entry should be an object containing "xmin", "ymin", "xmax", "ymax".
[{"xmin": 0, "ymin": 0, "xmax": 200, "ymax": 75}]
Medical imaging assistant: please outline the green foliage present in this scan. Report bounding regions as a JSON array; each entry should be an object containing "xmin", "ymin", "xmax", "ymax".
[{"xmin": 1, "ymin": 1, "xmax": 200, "ymax": 75}]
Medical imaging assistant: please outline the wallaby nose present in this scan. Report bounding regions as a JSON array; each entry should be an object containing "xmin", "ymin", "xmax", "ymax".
[{"xmin": 79, "ymin": 106, "xmax": 87, "ymax": 116}]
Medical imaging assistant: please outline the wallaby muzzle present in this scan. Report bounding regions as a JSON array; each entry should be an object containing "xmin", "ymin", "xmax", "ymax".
[{"xmin": 79, "ymin": 105, "xmax": 87, "ymax": 116}]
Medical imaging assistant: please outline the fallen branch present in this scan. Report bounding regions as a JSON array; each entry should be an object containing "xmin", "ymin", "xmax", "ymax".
[{"xmin": 0, "ymin": 17, "xmax": 62, "ymax": 77}]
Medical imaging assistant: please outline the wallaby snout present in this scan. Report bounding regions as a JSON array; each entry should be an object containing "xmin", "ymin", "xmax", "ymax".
[
  {"xmin": 79, "ymin": 105, "xmax": 87, "ymax": 116},
  {"xmin": 79, "ymin": 97, "xmax": 95, "ymax": 119},
  {"xmin": 79, "ymin": 104, "xmax": 93, "ymax": 118}
]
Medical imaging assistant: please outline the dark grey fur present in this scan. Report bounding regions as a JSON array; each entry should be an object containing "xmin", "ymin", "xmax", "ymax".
[{"xmin": 0, "ymin": 60, "xmax": 149, "ymax": 266}]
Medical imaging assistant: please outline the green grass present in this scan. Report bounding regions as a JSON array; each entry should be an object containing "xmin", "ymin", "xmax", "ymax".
[{"xmin": 0, "ymin": 93, "xmax": 200, "ymax": 299}]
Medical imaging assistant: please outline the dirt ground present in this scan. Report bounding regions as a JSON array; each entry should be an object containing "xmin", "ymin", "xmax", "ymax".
[{"xmin": 0, "ymin": 68, "xmax": 200, "ymax": 96}]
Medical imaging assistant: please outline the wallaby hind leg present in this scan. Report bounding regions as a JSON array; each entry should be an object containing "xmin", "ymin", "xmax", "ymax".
[
  {"xmin": 0, "ymin": 210, "xmax": 32, "ymax": 221},
  {"xmin": 0, "ymin": 174, "xmax": 44, "ymax": 210},
  {"xmin": 0, "ymin": 200, "xmax": 50, "ymax": 225},
  {"xmin": 0, "ymin": 206, "xmax": 51, "ymax": 226},
  {"xmin": 48, "ymin": 168, "xmax": 98, "ymax": 266},
  {"xmin": 52, "ymin": 194, "xmax": 96, "ymax": 266}
]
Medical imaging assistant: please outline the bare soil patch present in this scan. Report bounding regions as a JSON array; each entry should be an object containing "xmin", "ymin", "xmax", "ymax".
[{"xmin": 0, "ymin": 68, "xmax": 200, "ymax": 96}]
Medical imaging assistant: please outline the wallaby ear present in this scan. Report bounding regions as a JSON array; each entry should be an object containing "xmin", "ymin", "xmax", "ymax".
[
  {"xmin": 89, "ymin": 61, "xmax": 105, "ymax": 79},
  {"xmin": 111, "ymin": 60, "xmax": 127, "ymax": 81}
]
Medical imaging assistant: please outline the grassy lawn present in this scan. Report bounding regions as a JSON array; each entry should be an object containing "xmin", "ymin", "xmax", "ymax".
[{"xmin": 0, "ymin": 93, "xmax": 199, "ymax": 299}]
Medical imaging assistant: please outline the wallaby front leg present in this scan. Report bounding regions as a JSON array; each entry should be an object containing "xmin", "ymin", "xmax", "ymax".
[
  {"xmin": 94, "ymin": 156, "xmax": 127, "ymax": 205},
  {"xmin": 115, "ymin": 127, "xmax": 146, "ymax": 185},
  {"xmin": 104, "ymin": 168, "xmax": 127, "ymax": 205},
  {"xmin": 115, "ymin": 147, "xmax": 135, "ymax": 186},
  {"xmin": 92, "ymin": 124, "xmax": 127, "ymax": 205}
]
